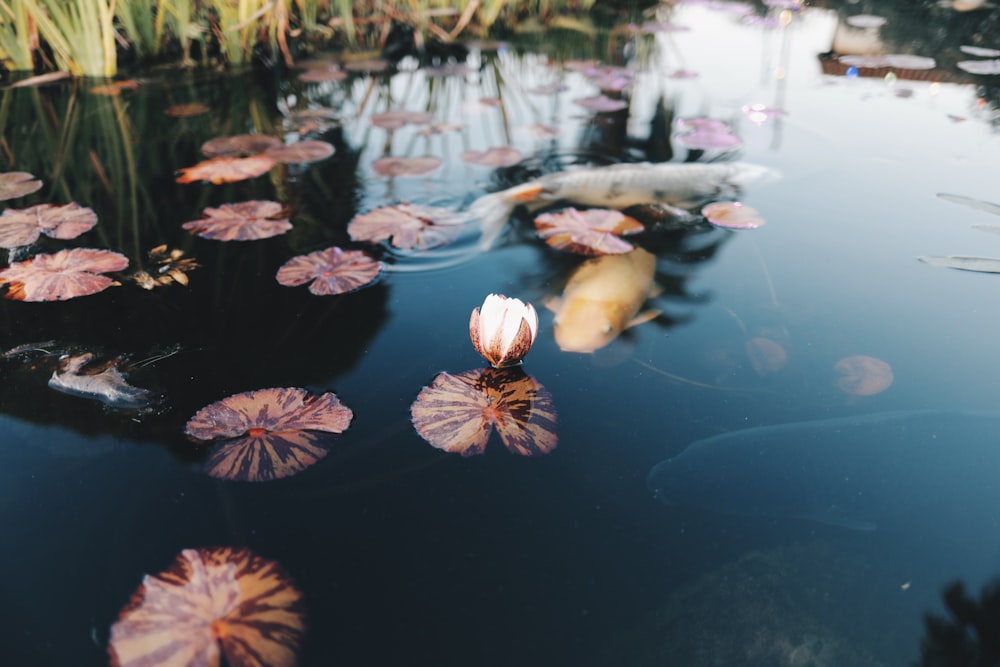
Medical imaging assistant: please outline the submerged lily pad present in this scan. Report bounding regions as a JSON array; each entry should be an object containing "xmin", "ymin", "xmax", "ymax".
[
  {"xmin": 0, "ymin": 248, "xmax": 128, "ymax": 302},
  {"xmin": 534, "ymin": 207, "xmax": 644, "ymax": 255},
  {"xmin": 276, "ymin": 247, "xmax": 382, "ymax": 295},
  {"xmin": 182, "ymin": 201, "xmax": 292, "ymax": 241},
  {"xmin": 370, "ymin": 156, "xmax": 442, "ymax": 177},
  {"xmin": 263, "ymin": 140, "xmax": 335, "ymax": 164},
  {"xmin": 176, "ymin": 155, "xmax": 277, "ymax": 184},
  {"xmin": 410, "ymin": 367, "xmax": 558, "ymax": 456},
  {"xmin": 834, "ymin": 355, "xmax": 893, "ymax": 396},
  {"xmin": 348, "ymin": 204, "xmax": 463, "ymax": 250},
  {"xmin": 186, "ymin": 387, "xmax": 353, "ymax": 482},
  {"xmin": 108, "ymin": 547, "xmax": 306, "ymax": 666},
  {"xmin": 0, "ymin": 202, "xmax": 97, "ymax": 248},
  {"xmin": 0, "ymin": 172, "xmax": 43, "ymax": 201}
]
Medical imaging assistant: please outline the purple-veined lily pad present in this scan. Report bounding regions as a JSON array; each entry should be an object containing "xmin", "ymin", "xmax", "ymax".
[
  {"xmin": 574, "ymin": 95, "xmax": 628, "ymax": 113},
  {"xmin": 185, "ymin": 387, "xmax": 353, "ymax": 482},
  {"xmin": 263, "ymin": 140, "xmax": 335, "ymax": 164},
  {"xmin": 348, "ymin": 204, "xmax": 463, "ymax": 250},
  {"xmin": 182, "ymin": 201, "xmax": 292, "ymax": 241},
  {"xmin": 0, "ymin": 172, "xmax": 43, "ymax": 201},
  {"xmin": 0, "ymin": 248, "xmax": 128, "ymax": 302},
  {"xmin": 370, "ymin": 110, "xmax": 434, "ymax": 130},
  {"xmin": 108, "ymin": 547, "xmax": 306, "ymax": 666},
  {"xmin": 677, "ymin": 117, "xmax": 729, "ymax": 133},
  {"xmin": 370, "ymin": 156, "xmax": 442, "ymax": 177},
  {"xmin": 176, "ymin": 155, "xmax": 277, "ymax": 184},
  {"xmin": 461, "ymin": 147, "xmax": 523, "ymax": 167},
  {"xmin": 834, "ymin": 355, "xmax": 893, "ymax": 396},
  {"xmin": 410, "ymin": 366, "xmax": 557, "ymax": 457},
  {"xmin": 702, "ymin": 202, "xmax": 765, "ymax": 229},
  {"xmin": 201, "ymin": 133, "xmax": 283, "ymax": 158},
  {"xmin": 534, "ymin": 207, "xmax": 644, "ymax": 255},
  {"xmin": 276, "ymin": 247, "xmax": 382, "ymax": 295},
  {"xmin": 0, "ymin": 202, "xmax": 97, "ymax": 248}
]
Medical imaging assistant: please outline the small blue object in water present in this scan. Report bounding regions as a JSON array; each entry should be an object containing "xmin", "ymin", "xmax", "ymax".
[{"xmin": 846, "ymin": 66, "xmax": 859, "ymax": 78}]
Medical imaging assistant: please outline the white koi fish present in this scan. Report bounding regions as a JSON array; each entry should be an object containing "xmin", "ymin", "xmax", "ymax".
[
  {"xmin": 469, "ymin": 161, "xmax": 779, "ymax": 248},
  {"xmin": 547, "ymin": 247, "xmax": 659, "ymax": 354}
]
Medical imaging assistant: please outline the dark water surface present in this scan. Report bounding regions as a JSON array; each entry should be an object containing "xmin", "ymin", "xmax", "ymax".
[{"xmin": 3, "ymin": 1, "xmax": 1000, "ymax": 665}]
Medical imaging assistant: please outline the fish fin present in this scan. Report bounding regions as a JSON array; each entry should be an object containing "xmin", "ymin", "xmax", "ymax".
[
  {"xmin": 468, "ymin": 191, "xmax": 517, "ymax": 250},
  {"xmin": 543, "ymin": 296, "xmax": 562, "ymax": 313},
  {"xmin": 648, "ymin": 282, "xmax": 664, "ymax": 299},
  {"xmin": 627, "ymin": 310, "xmax": 661, "ymax": 329},
  {"xmin": 508, "ymin": 183, "xmax": 545, "ymax": 202}
]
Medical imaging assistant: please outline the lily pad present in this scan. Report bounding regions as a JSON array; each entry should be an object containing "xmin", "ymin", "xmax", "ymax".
[
  {"xmin": 201, "ymin": 134, "xmax": 284, "ymax": 158},
  {"xmin": 410, "ymin": 366, "xmax": 558, "ymax": 456},
  {"xmin": 0, "ymin": 172, "xmax": 43, "ymax": 201},
  {"xmin": 186, "ymin": 386, "xmax": 353, "ymax": 482},
  {"xmin": 534, "ymin": 207, "xmax": 644, "ymax": 255},
  {"xmin": 574, "ymin": 95, "xmax": 628, "ymax": 113},
  {"xmin": 370, "ymin": 110, "xmax": 434, "ymax": 130},
  {"xmin": 0, "ymin": 248, "xmax": 128, "ymax": 302},
  {"xmin": 348, "ymin": 204, "xmax": 463, "ymax": 250},
  {"xmin": 677, "ymin": 130, "xmax": 742, "ymax": 150},
  {"xmin": 263, "ymin": 140, "xmax": 335, "ymax": 164},
  {"xmin": 108, "ymin": 547, "xmax": 306, "ymax": 666},
  {"xmin": 176, "ymin": 156, "xmax": 277, "ymax": 184},
  {"xmin": 182, "ymin": 201, "xmax": 292, "ymax": 241},
  {"xmin": 370, "ymin": 156, "xmax": 442, "ymax": 177},
  {"xmin": 0, "ymin": 202, "xmax": 98, "ymax": 248},
  {"xmin": 276, "ymin": 247, "xmax": 382, "ymax": 295},
  {"xmin": 834, "ymin": 355, "xmax": 893, "ymax": 396},
  {"xmin": 298, "ymin": 67, "xmax": 347, "ymax": 83},
  {"xmin": 702, "ymin": 202, "xmax": 765, "ymax": 229},
  {"xmin": 164, "ymin": 102, "xmax": 211, "ymax": 118},
  {"xmin": 461, "ymin": 147, "xmax": 523, "ymax": 167}
]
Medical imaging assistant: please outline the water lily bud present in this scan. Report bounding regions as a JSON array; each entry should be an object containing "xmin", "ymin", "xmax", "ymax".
[{"xmin": 469, "ymin": 293, "xmax": 538, "ymax": 368}]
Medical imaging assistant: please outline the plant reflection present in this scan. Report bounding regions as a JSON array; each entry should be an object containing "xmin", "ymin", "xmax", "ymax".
[{"xmin": 917, "ymin": 577, "xmax": 1000, "ymax": 666}]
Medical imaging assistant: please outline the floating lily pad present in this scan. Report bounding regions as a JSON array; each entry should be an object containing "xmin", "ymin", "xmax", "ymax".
[
  {"xmin": 461, "ymin": 146, "xmax": 523, "ymax": 167},
  {"xmin": 175, "ymin": 155, "xmax": 277, "ymax": 184},
  {"xmin": 348, "ymin": 204, "xmax": 463, "ymax": 250},
  {"xmin": 182, "ymin": 201, "xmax": 292, "ymax": 241},
  {"xmin": 677, "ymin": 130, "xmax": 742, "ymax": 150},
  {"xmin": 186, "ymin": 387, "xmax": 353, "ymax": 481},
  {"xmin": 534, "ymin": 207, "xmax": 644, "ymax": 255},
  {"xmin": 574, "ymin": 95, "xmax": 628, "ymax": 113},
  {"xmin": 518, "ymin": 123, "xmax": 560, "ymax": 140},
  {"xmin": 298, "ymin": 67, "xmax": 348, "ymax": 83},
  {"xmin": 164, "ymin": 102, "xmax": 211, "ymax": 118},
  {"xmin": 370, "ymin": 110, "xmax": 434, "ymax": 130},
  {"xmin": 702, "ymin": 202, "xmax": 765, "ymax": 229},
  {"xmin": 89, "ymin": 80, "xmax": 140, "ymax": 96},
  {"xmin": 0, "ymin": 202, "xmax": 98, "ymax": 248},
  {"xmin": 201, "ymin": 133, "xmax": 284, "ymax": 158},
  {"xmin": 0, "ymin": 248, "xmax": 128, "ymax": 302},
  {"xmin": 370, "ymin": 156, "xmax": 442, "ymax": 177},
  {"xmin": 343, "ymin": 58, "xmax": 390, "ymax": 73},
  {"xmin": 0, "ymin": 172, "xmax": 43, "ymax": 201},
  {"xmin": 834, "ymin": 355, "xmax": 893, "ymax": 396},
  {"xmin": 410, "ymin": 367, "xmax": 558, "ymax": 456},
  {"xmin": 108, "ymin": 547, "xmax": 306, "ymax": 666},
  {"xmin": 745, "ymin": 337, "xmax": 787, "ymax": 376},
  {"xmin": 276, "ymin": 247, "xmax": 382, "ymax": 295},
  {"xmin": 263, "ymin": 140, "xmax": 335, "ymax": 164}
]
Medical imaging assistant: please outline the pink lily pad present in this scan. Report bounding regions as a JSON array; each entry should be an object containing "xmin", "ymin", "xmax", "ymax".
[
  {"xmin": 298, "ymin": 67, "xmax": 348, "ymax": 83},
  {"xmin": 175, "ymin": 155, "xmax": 277, "ymax": 184},
  {"xmin": 201, "ymin": 134, "xmax": 283, "ymax": 158},
  {"xmin": 534, "ymin": 207, "xmax": 644, "ymax": 255},
  {"xmin": 0, "ymin": 202, "xmax": 98, "ymax": 249},
  {"xmin": 677, "ymin": 117, "xmax": 730, "ymax": 133},
  {"xmin": 834, "ymin": 355, "xmax": 893, "ymax": 396},
  {"xmin": 185, "ymin": 386, "xmax": 353, "ymax": 481},
  {"xmin": 410, "ymin": 367, "xmax": 557, "ymax": 457},
  {"xmin": 518, "ymin": 123, "xmax": 560, "ymax": 140},
  {"xmin": 0, "ymin": 171, "xmax": 43, "ymax": 201},
  {"xmin": 182, "ymin": 201, "xmax": 292, "ymax": 241},
  {"xmin": 370, "ymin": 110, "xmax": 434, "ymax": 130},
  {"xmin": 574, "ymin": 95, "xmax": 628, "ymax": 113},
  {"xmin": 371, "ymin": 156, "xmax": 442, "ymax": 177},
  {"xmin": 0, "ymin": 248, "xmax": 128, "ymax": 302},
  {"xmin": 108, "ymin": 547, "xmax": 306, "ymax": 666},
  {"xmin": 702, "ymin": 202, "xmax": 764, "ymax": 229},
  {"xmin": 676, "ymin": 130, "xmax": 742, "ymax": 150},
  {"xmin": 348, "ymin": 204, "xmax": 463, "ymax": 250},
  {"xmin": 263, "ymin": 140, "xmax": 335, "ymax": 164},
  {"xmin": 343, "ymin": 58, "xmax": 390, "ymax": 73},
  {"xmin": 276, "ymin": 247, "xmax": 382, "ymax": 295},
  {"xmin": 461, "ymin": 147, "xmax": 523, "ymax": 167}
]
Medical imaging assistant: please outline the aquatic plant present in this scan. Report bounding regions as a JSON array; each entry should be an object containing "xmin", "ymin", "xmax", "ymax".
[
  {"xmin": 347, "ymin": 203, "xmax": 462, "ymax": 249},
  {"xmin": 0, "ymin": 171, "xmax": 43, "ymax": 201},
  {"xmin": 0, "ymin": 202, "xmax": 97, "ymax": 248},
  {"xmin": 701, "ymin": 202, "xmax": 765, "ymax": 229},
  {"xmin": 276, "ymin": 246, "xmax": 382, "ymax": 295},
  {"xmin": 411, "ymin": 366, "xmax": 557, "ymax": 456},
  {"xmin": 833, "ymin": 355, "xmax": 894, "ymax": 396},
  {"xmin": 0, "ymin": 248, "xmax": 128, "ymax": 301},
  {"xmin": 108, "ymin": 547, "xmax": 306, "ymax": 666},
  {"xmin": 534, "ymin": 207, "xmax": 644, "ymax": 255},
  {"xmin": 182, "ymin": 201, "xmax": 293, "ymax": 241},
  {"xmin": 370, "ymin": 155, "xmax": 443, "ymax": 176},
  {"xmin": 469, "ymin": 293, "xmax": 538, "ymax": 368}
]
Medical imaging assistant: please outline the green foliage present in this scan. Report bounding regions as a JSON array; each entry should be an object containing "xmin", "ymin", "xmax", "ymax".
[{"xmin": 0, "ymin": 1, "xmax": 35, "ymax": 72}]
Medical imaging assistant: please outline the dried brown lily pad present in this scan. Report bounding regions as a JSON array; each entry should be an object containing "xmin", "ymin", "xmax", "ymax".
[
  {"xmin": 108, "ymin": 547, "xmax": 306, "ymax": 666},
  {"xmin": 0, "ymin": 202, "xmax": 98, "ymax": 248},
  {"xmin": 348, "ymin": 203, "xmax": 463, "ymax": 250},
  {"xmin": 129, "ymin": 245, "xmax": 199, "ymax": 290},
  {"xmin": 182, "ymin": 201, "xmax": 292, "ymax": 241},
  {"xmin": 276, "ymin": 247, "xmax": 381, "ymax": 295},
  {"xmin": 0, "ymin": 172, "xmax": 43, "ymax": 201},
  {"xmin": 164, "ymin": 102, "xmax": 211, "ymax": 118},
  {"xmin": 186, "ymin": 387, "xmax": 353, "ymax": 481},
  {"xmin": 201, "ymin": 133, "xmax": 284, "ymax": 158},
  {"xmin": 263, "ymin": 140, "xmax": 335, "ymax": 164},
  {"xmin": 176, "ymin": 156, "xmax": 277, "ymax": 184},
  {"xmin": 411, "ymin": 367, "xmax": 558, "ymax": 457},
  {"xmin": 89, "ymin": 79, "xmax": 140, "ymax": 96},
  {"xmin": 370, "ymin": 156, "xmax": 442, "ymax": 177},
  {"xmin": 534, "ymin": 207, "xmax": 644, "ymax": 255},
  {"xmin": 0, "ymin": 248, "xmax": 128, "ymax": 302}
]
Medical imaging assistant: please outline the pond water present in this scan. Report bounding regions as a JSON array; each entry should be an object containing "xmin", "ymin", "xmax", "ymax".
[{"xmin": 3, "ymin": 1, "xmax": 1000, "ymax": 665}]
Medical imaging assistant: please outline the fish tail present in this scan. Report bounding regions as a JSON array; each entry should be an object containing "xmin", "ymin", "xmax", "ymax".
[{"xmin": 468, "ymin": 183, "xmax": 545, "ymax": 250}]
